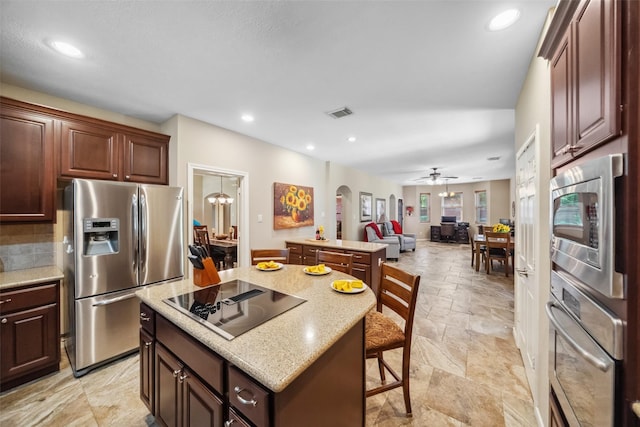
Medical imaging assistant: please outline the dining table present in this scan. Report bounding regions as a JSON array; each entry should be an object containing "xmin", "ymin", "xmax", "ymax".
[
  {"xmin": 208, "ymin": 239, "xmax": 238, "ymax": 270},
  {"xmin": 473, "ymin": 233, "xmax": 515, "ymax": 272}
]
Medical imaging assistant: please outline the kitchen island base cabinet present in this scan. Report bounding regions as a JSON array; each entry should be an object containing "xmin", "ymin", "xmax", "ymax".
[
  {"xmin": 155, "ymin": 343, "xmax": 223, "ymax": 427},
  {"xmin": 142, "ymin": 305, "xmax": 365, "ymax": 427},
  {"xmin": 285, "ymin": 239, "xmax": 385, "ymax": 296}
]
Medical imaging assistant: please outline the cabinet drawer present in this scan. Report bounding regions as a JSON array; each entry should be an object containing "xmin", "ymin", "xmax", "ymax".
[
  {"xmin": 156, "ymin": 315, "xmax": 224, "ymax": 395},
  {"xmin": 344, "ymin": 250, "xmax": 370, "ymax": 265},
  {"xmin": 228, "ymin": 365, "xmax": 271, "ymax": 427},
  {"xmin": 139, "ymin": 303, "xmax": 155, "ymax": 334},
  {"xmin": 285, "ymin": 243, "xmax": 303, "ymax": 255},
  {"xmin": 228, "ymin": 408, "xmax": 252, "ymax": 427},
  {"xmin": 0, "ymin": 282, "xmax": 58, "ymax": 314}
]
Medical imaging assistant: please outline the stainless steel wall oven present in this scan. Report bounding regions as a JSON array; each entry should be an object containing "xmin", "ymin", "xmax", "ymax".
[{"xmin": 547, "ymin": 271, "xmax": 624, "ymax": 426}]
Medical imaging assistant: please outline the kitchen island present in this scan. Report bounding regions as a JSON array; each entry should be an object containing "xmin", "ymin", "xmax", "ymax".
[
  {"xmin": 285, "ymin": 238, "xmax": 386, "ymax": 295},
  {"xmin": 136, "ymin": 265, "xmax": 376, "ymax": 427}
]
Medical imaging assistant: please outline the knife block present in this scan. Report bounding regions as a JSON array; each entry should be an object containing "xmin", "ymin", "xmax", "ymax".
[{"xmin": 193, "ymin": 257, "xmax": 221, "ymax": 287}]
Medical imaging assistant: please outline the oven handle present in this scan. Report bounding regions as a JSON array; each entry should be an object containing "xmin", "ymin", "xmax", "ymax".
[{"xmin": 545, "ymin": 301, "xmax": 612, "ymax": 372}]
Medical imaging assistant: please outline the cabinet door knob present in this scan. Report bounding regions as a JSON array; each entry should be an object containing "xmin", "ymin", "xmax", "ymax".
[
  {"xmin": 1, "ymin": 318, "xmax": 7, "ymax": 324},
  {"xmin": 112, "ymin": 174, "xmax": 118, "ymax": 178},
  {"xmin": 125, "ymin": 175, "xmax": 130, "ymax": 180},
  {"xmin": 173, "ymin": 369, "xmax": 181, "ymax": 378},
  {"xmin": 179, "ymin": 373, "xmax": 189, "ymax": 383},
  {"xmin": 140, "ymin": 313, "xmax": 150, "ymax": 321},
  {"xmin": 225, "ymin": 420, "xmax": 236, "ymax": 427},
  {"xmin": 144, "ymin": 341, "xmax": 152, "ymax": 348}
]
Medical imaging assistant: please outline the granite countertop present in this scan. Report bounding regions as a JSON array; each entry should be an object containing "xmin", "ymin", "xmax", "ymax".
[
  {"xmin": 136, "ymin": 265, "xmax": 376, "ymax": 393},
  {"xmin": 0, "ymin": 266, "xmax": 64, "ymax": 291},
  {"xmin": 285, "ymin": 237, "xmax": 387, "ymax": 252}
]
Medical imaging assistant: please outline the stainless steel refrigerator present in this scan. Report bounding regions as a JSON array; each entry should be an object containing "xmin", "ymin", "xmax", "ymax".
[{"xmin": 63, "ymin": 179, "xmax": 183, "ymax": 376}]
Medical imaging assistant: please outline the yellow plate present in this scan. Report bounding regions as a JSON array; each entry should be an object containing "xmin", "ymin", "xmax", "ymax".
[
  {"xmin": 330, "ymin": 280, "xmax": 368, "ymax": 294},
  {"xmin": 303, "ymin": 266, "xmax": 332, "ymax": 276},
  {"xmin": 256, "ymin": 262, "xmax": 283, "ymax": 271}
]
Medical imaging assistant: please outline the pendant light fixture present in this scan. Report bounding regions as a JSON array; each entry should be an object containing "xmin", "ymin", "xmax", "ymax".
[
  {"xmin": 438, "ymin": 179, "xmax": 455, "ymax": 198},
  {"xmin": 208, "ymin": 176, "xmax": 234, "ymax": 204}
]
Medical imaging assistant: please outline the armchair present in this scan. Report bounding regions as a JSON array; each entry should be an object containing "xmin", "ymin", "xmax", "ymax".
[
  {"xmin": 381, "ymin": 221, "xmax": 416, "ymax": 252},
  {"xmin": 364, "ymin": 223, "xmax": 400, "ymax": 261}
]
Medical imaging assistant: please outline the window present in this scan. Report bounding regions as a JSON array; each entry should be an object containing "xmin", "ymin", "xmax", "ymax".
[
  {"xmin": 441, "ymin": 192, "xmax": 463, "ymax": 221},
  {"xmin": 475, "ymin": 190, "xmax": 487, "ymax": 224},
  {"xmin": 419, "ymin": 193, "xmax": 430, "ymax": 223}
]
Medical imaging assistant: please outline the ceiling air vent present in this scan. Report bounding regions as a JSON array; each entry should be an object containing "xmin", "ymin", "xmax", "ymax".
[{"xmin": 326, "ymin": 107, "xmax": 353, "ymax": 119}]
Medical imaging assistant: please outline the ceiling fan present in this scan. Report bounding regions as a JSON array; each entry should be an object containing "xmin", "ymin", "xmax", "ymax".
[{"xmin": 416, "ymin": 167, "xmax": 458, "ymax": 185}]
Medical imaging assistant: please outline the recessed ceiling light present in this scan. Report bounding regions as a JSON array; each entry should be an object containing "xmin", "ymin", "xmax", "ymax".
[
  {"xmin": 488, "ymin": 9, "xmax": 520, "ymax": 31},
  {"xmin": 48, "ymin": 40, "xmax": 84, "ymax": 58},
  {"xmin": 487, "ymin": 156, "xmax": 501, "ymax": 161},
  {"xmin": 241, "ymin": 114, "xmax": 254, "ymax": 122},
  {"xmin": 347, "ymin": 136, "xmax": 356, "ymax": 142},
  {"xmin": 306, "ymin": 144, "xmax": 315, "ymax": 151}
]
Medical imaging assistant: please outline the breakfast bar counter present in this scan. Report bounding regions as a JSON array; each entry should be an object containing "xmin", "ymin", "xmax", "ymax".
[{"xmin": 136, "ymin": 265, "xmax": 376, "ymax": 426}]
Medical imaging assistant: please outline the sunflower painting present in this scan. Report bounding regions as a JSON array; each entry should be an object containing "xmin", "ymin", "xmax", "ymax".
[{"xmin": 273, "ymin": 182, "xmax": 315, "ymax": 230}]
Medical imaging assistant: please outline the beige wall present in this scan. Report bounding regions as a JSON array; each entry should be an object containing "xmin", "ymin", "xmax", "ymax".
[
  {"xmin": 164, "ymin": 114, "xmax": 403, "ymax": 250},
  {"xmin": 402, "ymin": 179, "xmax": 512, "ymax": 239},
  {"xmin": 513, "ymin": 7, "xmax": 554, "ymax": 425}
]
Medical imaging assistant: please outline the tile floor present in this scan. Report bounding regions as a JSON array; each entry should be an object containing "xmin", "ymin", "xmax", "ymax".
[{"xmin": 0, "ymin": 240, "xmax": 535, "ymax": 426}]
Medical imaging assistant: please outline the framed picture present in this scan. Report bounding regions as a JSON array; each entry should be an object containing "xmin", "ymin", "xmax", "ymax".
[
  {"xmin": 359, "ymin": 192, "xmax": 372, "ymax": 222},
  {"xmin": 376, "ymin": 198, "xmax": 387, "ymax": 222},
  {"xmin": 273, "ymin": 182, "xmax": 315, "ymax": 230}
]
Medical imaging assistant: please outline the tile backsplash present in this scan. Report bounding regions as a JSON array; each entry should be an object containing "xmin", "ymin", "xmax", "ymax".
[{"xmin": 0, "ymin": 223, "xmax": 57, "ymax": 272}]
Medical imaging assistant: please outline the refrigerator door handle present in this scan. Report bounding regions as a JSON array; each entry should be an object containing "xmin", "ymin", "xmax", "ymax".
[
  {"xmin": 132, "ymin": 193, "xmax": 139, "ymax": 282},
  {"xmin": 140, "ymin": 192, "xmax": 147, "ymax": 279},
  {"xmin": 91, "ymin": 292, "xmax": 138, "ymax": 307}
]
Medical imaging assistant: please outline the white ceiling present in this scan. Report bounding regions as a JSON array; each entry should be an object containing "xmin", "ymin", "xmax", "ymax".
[{"xmin": 0, "ymin": 0, "xmax": 555, "ymax": 185}]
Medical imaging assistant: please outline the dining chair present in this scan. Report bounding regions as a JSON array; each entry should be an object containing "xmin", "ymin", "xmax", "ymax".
[
  {"xmin": 365, "ymin": 263, "xmax": 421, "ymax": 417},
  {"xmin": 194, "ymin": 228, "xmax": 211, "ymax": 248},
  {"xmin": 250, "ymin": 248, "xmax": 290, "ymax": 265},
  {"xmin": 470, "ymin": 227, "xmax": 487, "ymax": 268},
  {"xmin": 484, "ymin": 231, "xmax": 510, "ymax": 277},
  {"xmin": 193, "ymin": 225, "xmax": 209, "ymax": 244},
  {"xmin": 315, "ymin": 250, "xmax": 353, "ymax": 275}
]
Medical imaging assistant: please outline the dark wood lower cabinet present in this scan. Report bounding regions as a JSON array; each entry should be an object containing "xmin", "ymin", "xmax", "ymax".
[
  {"xmin": 140, "ymin": 329, "xmax": 154, "ymax": 413},
  {"xmin": 0, "ymin": 281, "xmax": 60, "ymax": 391},
  {"xmin": 154, "ymin": 343, "xmax": 223, "ymax": 427}
]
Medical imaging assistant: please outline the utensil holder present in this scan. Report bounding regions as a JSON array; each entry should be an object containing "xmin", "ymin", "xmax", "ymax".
[{"xmin": 193, "ymin": 257, "xmax": 221, "ymax": 287}]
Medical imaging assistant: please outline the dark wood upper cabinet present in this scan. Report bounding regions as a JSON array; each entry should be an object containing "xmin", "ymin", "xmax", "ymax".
[
  {"xmin": 573, "ymin": 0, "xmax": 620, "ymax": 148},
  {"xmin": 123, "ymin": 133, "xmax": 168, "ymax": 185},
  {"xmin": 0, "ymin": 101, "xmax": 56, "ymax": 222},
  {"xmin": 60, "ymin": 120, "xmax": 169, "ymax": 185},
  {"xmin": 548, "ymin": 0, "xmax": 621, "ymax": 168},
  {"xmin": 60, "ymin": 120, "xmax": 120, "ymax": 180},
  {"xmin": 1, "ymin": 96, "xmax": 171, "ymax": 222},
  {"xmin": 551, "ymin": 33, "xmax": 573, "ymax": 167}
]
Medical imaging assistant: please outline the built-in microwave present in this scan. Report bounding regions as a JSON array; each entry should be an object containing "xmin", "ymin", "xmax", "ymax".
[{"xmin": 550, "ymin": 154, "xmax": 624, "ymax": 299}]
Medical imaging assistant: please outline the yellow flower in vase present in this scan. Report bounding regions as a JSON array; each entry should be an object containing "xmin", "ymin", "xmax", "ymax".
[{"xmin": 492, "ymin": 223, "xmax": 511, "ymax": 233}]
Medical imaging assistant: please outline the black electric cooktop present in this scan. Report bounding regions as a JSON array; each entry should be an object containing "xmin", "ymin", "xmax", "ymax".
[{"xmin": 163, "ymin": 280, "xmax": 306, "ymax": 340}]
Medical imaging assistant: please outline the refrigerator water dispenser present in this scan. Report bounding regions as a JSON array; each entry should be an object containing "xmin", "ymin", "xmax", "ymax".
[{"xmin": 83, "ymin": 218, "xmax": 119, "ymax": 256}]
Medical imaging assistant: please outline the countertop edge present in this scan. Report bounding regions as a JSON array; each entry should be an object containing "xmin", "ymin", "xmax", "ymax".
[
  {"xmin": 0, "ymin": 266, "xmax": 64, "ymax": 291},
  {"xmin": 285, "ymin": 238, "xmax": 387, "ymax": 252}
]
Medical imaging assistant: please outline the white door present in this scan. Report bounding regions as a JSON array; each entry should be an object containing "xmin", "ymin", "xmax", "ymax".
[{"xmin": 515, "ymin": 128, "xmax": 538, "ymax": 399}]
